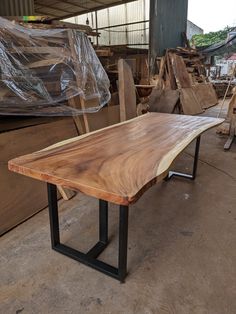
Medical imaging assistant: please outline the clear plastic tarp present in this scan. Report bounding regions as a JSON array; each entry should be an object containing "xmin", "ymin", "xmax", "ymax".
[
  {"xmin": 0, "ymin": 17, "xmax": 110, "ymax": 116},
  {"xmin": 200, "ymin": 34, "xmax": 236, "ymax": 57}
]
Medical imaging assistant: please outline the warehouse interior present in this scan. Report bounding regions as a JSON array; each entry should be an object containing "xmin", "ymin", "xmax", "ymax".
[{"xmin": 0, "ymin": 1, "xmax": 236, "ymax": 313}]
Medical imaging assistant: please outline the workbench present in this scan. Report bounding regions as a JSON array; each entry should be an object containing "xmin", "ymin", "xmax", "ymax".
[{"xmin": 8, "ymin": 113, "xmax": 223, "ymax": 282}]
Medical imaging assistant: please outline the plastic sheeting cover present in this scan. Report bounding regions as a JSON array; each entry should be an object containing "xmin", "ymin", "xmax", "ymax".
[
  {"xmin": 0, "ymin": 17, "xmax": 110, "ymax": 116},
  {"xmin": 200, "ymin": 34, "xmax": 236, "ymax": 57}
]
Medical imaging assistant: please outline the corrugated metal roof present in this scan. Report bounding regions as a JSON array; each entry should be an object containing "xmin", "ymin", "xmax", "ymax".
[
  {"xmin": 0, "ymin": 0, "xmax": 34, "ymax": 15},
  {"xmin": 34, "ymin": 0, "xmax": 138, "ymax": 20}
]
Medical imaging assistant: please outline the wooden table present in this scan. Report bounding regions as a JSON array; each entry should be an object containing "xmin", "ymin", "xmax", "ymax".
[{"xmin": 8, "ymin": 113, "xmax": 223, "ymax": 282}]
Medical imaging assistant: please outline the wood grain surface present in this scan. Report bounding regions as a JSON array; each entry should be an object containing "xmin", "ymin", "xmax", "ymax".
[
  {"xmin": 170, "ymin": 54, "xmax": 192, "ymax": 89},
  {"xmin": 149, "ymin": 89, "xmax": 179, "ymax": 113},
  {"xmin": 193, "ymin": 83, "xmax": 218, "ymax": 109},
  {"xmin": 8, "ymin": 113, "xmax": 223, "ymax": 205},
  {"xmin": 180, "ymin": 88, "xmax": 204, "ymax": 115},
  {"xmin": 118, "ymin": 59, "xmax": 137, "ymax": 122}
]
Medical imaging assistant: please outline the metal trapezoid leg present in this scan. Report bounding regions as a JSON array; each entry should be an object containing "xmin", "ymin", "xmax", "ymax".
[{"xmin": 47, "ymin": 183, "xmax": 129, "ymax": 282}]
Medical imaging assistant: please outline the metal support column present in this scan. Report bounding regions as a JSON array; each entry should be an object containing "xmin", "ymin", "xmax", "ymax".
[{"xmin": 149, "ymin": 0, "xmax": 188, "ymax": 74}]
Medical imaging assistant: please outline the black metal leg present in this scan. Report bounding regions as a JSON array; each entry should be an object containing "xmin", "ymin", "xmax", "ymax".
[
  {"xmin": 118, "ymin": 205, "xmax": 129, "ymax": 283},
  {"xmin": 165, "ymin": 136, "xmax": 201, "ymax": 181},
  {"xmin": 99, "ymin": 199, "xmax": 108, "ymax": 244},
  {"xmin": 47, "ymin": 183, "xmax": 60, "ymax": 247},
  {"xmin": 192, "ymin": 136, "xmax": 201, "ymax": 179},
  {"xmin": 47, "ymin": 183, "xmax": 129, "ymax": 282},
  {"xmin": 86, "ymin": 199, "xmax": 109, "ymax": 259}
]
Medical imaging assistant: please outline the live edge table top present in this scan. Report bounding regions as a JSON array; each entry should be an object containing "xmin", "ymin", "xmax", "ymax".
[{"xmin": 8, "ymin": 113, "xmax": 223, "ymax": 205}]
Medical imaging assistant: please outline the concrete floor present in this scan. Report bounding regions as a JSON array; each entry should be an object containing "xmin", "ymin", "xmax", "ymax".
[{"xmin": 1, "ymin": 103, "xmax": 236, "ymax": 314}]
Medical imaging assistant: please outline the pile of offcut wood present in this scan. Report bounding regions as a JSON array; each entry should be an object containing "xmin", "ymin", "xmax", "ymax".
[{"xmin": 149, "ymin": 47, "xmax": 218, "ymax": 115}]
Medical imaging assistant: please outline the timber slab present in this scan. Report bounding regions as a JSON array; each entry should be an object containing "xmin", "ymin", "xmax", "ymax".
[{"xmin": 9, "ymin": 113, "xmax": 223, "ymax": 205}]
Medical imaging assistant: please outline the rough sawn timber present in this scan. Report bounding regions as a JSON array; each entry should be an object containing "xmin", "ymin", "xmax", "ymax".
[
  {"xmin": 118, "ymin": 59, "xmax": 137, "ymax": 122},
  {"xmin": 8, "ymin": 113, "xmax": 223, "ymax": 206}
]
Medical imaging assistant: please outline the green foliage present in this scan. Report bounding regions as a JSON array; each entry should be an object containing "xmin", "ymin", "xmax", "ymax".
[{"xmin": 191, "ymin": 27, "xmax": 235, "ymax": 47}]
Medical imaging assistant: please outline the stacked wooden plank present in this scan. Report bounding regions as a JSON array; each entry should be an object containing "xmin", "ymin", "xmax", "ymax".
[
  {"xmin": 152, "ymin": 47, "xmax": 218, "ymax": 115},
  {"xmin": 13, "ymin": 17, "xmax": 98, "ymax": 36},
  {"xmin": 97, "ymin": 45, "xmax": 149, "ymax": 90},
  {"xmin": 0, "ymin": 26, "xmax": 72, "ymax": 114},
  {"xmin": 170, "ymin": 47, "xmax": 207, "ymax": 84}
]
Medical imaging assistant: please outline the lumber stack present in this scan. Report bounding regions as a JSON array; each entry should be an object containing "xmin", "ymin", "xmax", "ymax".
[
  {"xmin": 97, "ymin": 45, "xmax": 148, "ymax": 91},
  {"xmin": 170, "ymin": 47, "xmax": 207, "ymax": 84},
  {"xmin": 150, "ymin": 47, "xmax": 218, "ymax": 115},
  {"xmin": 10, "ymin": 16, "xmax": 98, "ymax": 36}
]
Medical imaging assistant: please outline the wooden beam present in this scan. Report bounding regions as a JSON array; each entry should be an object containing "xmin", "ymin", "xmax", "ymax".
[{"xmin": 118, "ymin": 59, "xmax": 137, "ymax": 122}]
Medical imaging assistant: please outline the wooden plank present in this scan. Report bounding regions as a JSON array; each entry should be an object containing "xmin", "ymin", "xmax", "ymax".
[
  {"xmin": 95, "ymin": 49, "xmax": 113, "ymax": 57},
  {"xmin": 166, "ymin": 52, "xmax": 177, "ymax": 90},
  {"xmin": 67, "ymin": 95, "xmax": 86, "ymax": 135},
  {"xmin": 180, "ymin": 88, "xmax": 204, "ymax": 115},
  {"xmin": 9, "ymin": 113, "xmax": 223, "ymax": 206},
  {"xmin": 84, "ymin": 105, "xmax": 120, "ymax": 132},
  {"xmin": 226, "ymin": 91, "xmax": 236, "ymax": 144},
  {"xmin": 149, "ymin": 89, "xmax": 179, "ymax": 113},
  {"xmin": 68, "ymin": 97, "xmax": 120, "ymax": 134},
  {"xmin": 108, "ymin": 92, "xmax": 119, "ymax": 107},
  {"xmin": 227, "ymin": 92, "xmax": 236, "ymax": 121},
  {"xmin": 124, "ymin": 59, "xmax": 136, "ymax": 75},
  {"xmin": 159, "ymin": 55, "xmax": 166, "ymax": 79},
  {"xmin": 193, "ymin": 83, "xmax": 218, "ymax": 109},
  {"xmin": 118, "ymin": 59, "xmax": 137, "ymax": 122},
  {"xmin": 57, "ymin": 186, "xmax": 76, "ymax": 201},
  {"xmin": 80, "ymin": 98, "xmax": 102, "ymax": 133},
  {"xmin": 0, "ymin": 118, "xmax": 78, "ymax": 235},
  {"xmin": 28, "ymin": 58, "xmax": 64, "ymax": 69},
  {"xmin": 50, "ymin": 20, "xmax": 93, "ymax": 33},
  {"xmin": 0, "ymin": 117, "xmax": 62, "ymax": 133},
  {"xmin": 171, "ymin": 54, "xmax": 192, "ymax": 89},
  {"xmin": 0, "ymin": 104, "xmax": 77, "ymax": 116}
]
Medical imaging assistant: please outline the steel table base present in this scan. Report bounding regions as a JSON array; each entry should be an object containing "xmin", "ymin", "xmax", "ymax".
[
  {"xmin": 47, "ymin": 136, "xmax": 201, "ymax": 282},
  {"xmin": 47, "ymin": 183, "xmax": 129, "ymax": 283}
]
